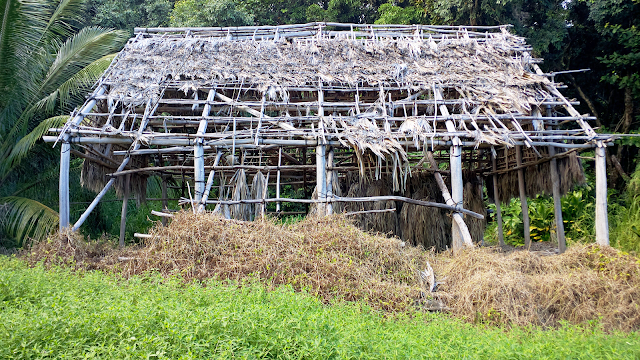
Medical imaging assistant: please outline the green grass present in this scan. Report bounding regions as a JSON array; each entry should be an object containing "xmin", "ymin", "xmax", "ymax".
[{"xmin": 1, "ymin": 257, "xmax": 638, "ymax": 359}]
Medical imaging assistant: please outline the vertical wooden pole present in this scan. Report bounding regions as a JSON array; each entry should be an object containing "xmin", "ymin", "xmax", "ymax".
[
  {"xmin": 450, "ymin": 145, "xmax": 464, "ymax": 251},
  {"xmin": 194, "ymin": 89, "xmax": 215, "ymax": 203},
  {"xmin": 58, "ymin": 86, "xmax": 107, "ymax": 230},
  {"xmin": 433, "ymin": 86, "xmax": 468, "ymax": 251},
  {"xmin": 161, "ymin": 176, "xmax": 168, "ymax": 226},
  {"xmin": 543, "ymin": 106, "xmax": 566, "ymax": 253},
  {"xmin": 198, "ymin": 151, "xmax": 224, "ymax": 213},
  {"xmin": 119, "ymin": 174, "xmax": 130, "ymax": 248},
  {"xmin": 549, "ymin": 145, "xmax": 566, "ymax": 253},
  {"xmin": 316, "ymin": 145, "xmax": 327, "ymax": 216},
  {"xmin": 326, "ymin": 147, "xmax": 334, "ymax": 215},
  {"xmin": 276, "ymin": 147, "xmax": 282, "ymax": 213},
  {"xmin": 59, "ymin": 143, "xmax": 71, "ymax": 229},
  {"xmin": 491, "ymin": 149, "xmax": 504, "ymax": 246},
  {"xmin": 595, "ymin": 143, "xmax": 610, "ymax": 246},
  {"xmin": 516, "ymin": 145, "xmax": 531, "ymax": 249}
]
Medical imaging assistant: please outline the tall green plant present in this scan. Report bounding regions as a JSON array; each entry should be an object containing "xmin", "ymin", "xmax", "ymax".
[{"xmin": 0, "ymin": 0, "xmax": 127, "ymax": 245}]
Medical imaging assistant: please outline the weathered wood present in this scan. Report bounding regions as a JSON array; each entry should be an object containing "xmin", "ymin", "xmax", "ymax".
[
  {"xmin": 197, "ymin": 151, "xmax": 224, "ymax": 213},
  {"xmin": 59, "ymin": 143, "xmax": 70, "ymax": 229},
  {"xmin": 316, "ymin": 144, "xmax": 327, "ymax": 216},
  {"xmin": 198, "ymin": 195, "xmax": 484, "ymax": 218},
  {"xmin": 516, "ymin": 145, "xmax": 531, "ymax": 249},
  {"xmin": 595, "ymin": 143, "xmax": 610, "ymax": 246},
  {"xmin": 344, "ymin": 208, "xmax": 396, "ymax": 216},
  {"xmin": 194, "ymin": 89, "xmax": 216, "ymax": 202},
  {"xmin": 326, "ymin": 147, "xmax": 334, "ymax": 215},
  {"xmin": 276, "ymin": 147, "xmax": 282, "ymax": 212},
  {"xmin": 133, "ymin": 233, "xmax": 152, "ymax": 239},
  {"xmin": 549, "ymin": 145, "xmax": 566, "ymax": 253},
  {"xmin": 425, "ymin": 152, "xmax": 474, "ymax": 247},
  {"xmin": 161, "ymin": 176, "xmax": 168, "ymax": 226},
  {"xmin": 491, "ymin": 150, "xmax": 504, "ymax": 246},
  {"xmin": 119, "ymin": 174, "xmax": 130, "ymax": 248},
  {"xmin": 434, "ymin": 87, "xmax": 467, "ymax": 252},
  {"xmin": 151, "ymin": 210, "xmax": 174, "ymax": 218}
]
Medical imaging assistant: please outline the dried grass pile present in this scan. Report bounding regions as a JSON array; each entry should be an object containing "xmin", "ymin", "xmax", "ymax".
[
  {"xmin": 432, "ymin": 244, "xmax": 640, "ymax": 332},
  {"xmin": 28, "ymin": 214, "xmax": 429, "ymax": 311}
]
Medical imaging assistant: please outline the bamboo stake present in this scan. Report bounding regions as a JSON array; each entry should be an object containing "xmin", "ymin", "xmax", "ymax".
[
  {"xmin": 425, "ymin": 152, "xmax": 474, "ymax": 246},
  {"xmin": 595, "ymin": 142, "xmax": 610, "ymax": 246},
  {"xmin": 119, "ymin": 174, "xmax": 130, "ymax": 248},
  {"xmin": 491, "ymin": 149, "xmax": 504, "ymax": 246},
  {"xmin": 197, "ymin": 151, "xmax": 224, "ymax": 213},
  {"xmin": 326, "ymin": 147, "xmax": 334, "ymax": 215},
  {"xmin": 276, "ymin": 147, "xmax": 282, "ymax": 212},
  {"xmin": 58, "ymin": 85, "xmax": 106, "ymax": 229},
  {"xmin": 516, "ymin": 145, "xmax": 531, "ymax": 249},
  {"xmin": 194, "ymin": 89, "xmax": 216, "ymax": 203}
]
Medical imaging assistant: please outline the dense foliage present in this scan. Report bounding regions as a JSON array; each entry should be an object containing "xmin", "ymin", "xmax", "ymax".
[{"xmin": 1, "ymin": 257, "xmax": 638, "ymax": 359}]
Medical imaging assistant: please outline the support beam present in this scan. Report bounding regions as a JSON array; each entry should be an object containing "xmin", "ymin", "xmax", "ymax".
[
  {"xmin": 544, "ymin": 105, "xmax": 566, "ymax": 253},
  {"xmin": 197, "ymin": 151, "xmax": 224, "ymax": 213},
  {"xmin": 316, "ymin": 145, "xmax": 327, "ymax": 216},
  {"xmin": 58, "ymin": 85, "xmax": 106, "ymax": 229},
  {"xmin": 426, "ymin": 152, "xmax": 474, "ymax": 246},
  {"xmin": 516, "ymin": 145, "xmax": 531, "ymax": 249},
  {"xmin": 326, "ymin": 147, "xmax": 334, "ymax": 215},
  {"xmin": 491, "ymin": 150, "xmax": 504, "ymax": 246},
  {"xmin": 595, "ymin": 143, "xmax": 610, "ymax": 246},
  {"xmin": 434, "ymin": 87, "xmax": 468, "ymax": 252},
  {"xmin": 276, "ymin": 147, "xmax": 282, "ymax": 213},
  {"xmin": 119, "ymin": 174, "xmax": 130, "ymax": 248},
  {"xmin": 72, "ymin": 98, "xmax": 157, "ymax": 231},
  {"xmin": 194, "ymin": 89, "xmax": 216, "ymax": 203}
]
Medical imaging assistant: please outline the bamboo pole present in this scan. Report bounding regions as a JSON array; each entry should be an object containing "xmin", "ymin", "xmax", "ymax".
[
  {"xmin": 197, "ymin": 151, "xmax": 224, "ymax": 213},
  {"xmin": 119, "ymin": 174, "xmax": 130, "ymax": 248},
  {"xmin": 491, "ymin": 149, "xmax": 504, "ymax": 246},
  {"xmin": 194, "ymin": 89, "xmax": 216, "ymax": 203},
  {"xmin": 316, "ymin": 145, "xmax": 327, "ymax": 216},
  {"xmin": 276, "ymin": 147, "xmax": 282, "ymax": 212},
  {"xmin": 434, "ymin": 87, "xmax": 467, "ymax": 252},
  {"xmin": 595, "ymin": 142, "xmax": 610, "ymax": 246},
  {"xmin": 72, "ymin": 98, "xmax": 157, "ymax": 231},
  {"xmin": 326, "ymin": 147, "xmax": 334, "ymax": 215},
  {"xmin": 544, "ymin": 106, "xmax": 566, "ymax": 253},
  {"xmin": 58, "ymin": 85, "xmax": 106, "ymax": 229},
  {"xmin": 516, "ymin": 145, "xmax": 531, "ymax": 249},
  {"xmin": 425, "ymin": 152, "xmax": 474, "ymax": 246}
]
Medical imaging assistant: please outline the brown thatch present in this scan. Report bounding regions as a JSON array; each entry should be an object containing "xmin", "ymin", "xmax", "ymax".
[{"xmin": 343, "ymin": 171, "xmax": 486, "ymax": 250}]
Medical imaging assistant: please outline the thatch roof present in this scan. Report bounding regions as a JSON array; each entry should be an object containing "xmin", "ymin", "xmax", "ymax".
[{"xmin": 107, "ymin": 26, "xmax": 547, "ymax": 115}]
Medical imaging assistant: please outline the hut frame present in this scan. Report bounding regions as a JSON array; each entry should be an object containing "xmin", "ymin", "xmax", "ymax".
[{"xmin": 45, "ymin": 22, "xmax": 613, "ymax": 251}]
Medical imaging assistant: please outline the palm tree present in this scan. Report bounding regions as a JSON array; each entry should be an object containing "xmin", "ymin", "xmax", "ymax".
[{"xmin": 0, "ymin": 0, "xmax": 127, "ymax": 245}]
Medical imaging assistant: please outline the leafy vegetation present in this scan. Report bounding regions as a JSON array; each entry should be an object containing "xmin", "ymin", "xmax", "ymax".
[{"xmin": 1, "ymin": 257, "xmax": 638, "ymax": 359}]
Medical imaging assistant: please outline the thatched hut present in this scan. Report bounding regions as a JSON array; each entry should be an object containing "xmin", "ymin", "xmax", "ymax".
[{"xmin": 45, "ymin": 23, "xmax": 614, "ymax": 252}]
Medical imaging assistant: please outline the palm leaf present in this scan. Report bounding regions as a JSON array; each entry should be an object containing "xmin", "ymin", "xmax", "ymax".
[
  {"xmin": 0, "ymin": 116, "xmax": 68, "ymax": 179},
  {"xmin": 0, "ymin": 196, "xmax": 59, "ymax": 245}
]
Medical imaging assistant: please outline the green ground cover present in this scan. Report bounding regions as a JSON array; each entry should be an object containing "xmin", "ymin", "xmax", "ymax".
[{"xmin": 1, "ymin": 257, "xmax": 638, "ymax": 359}]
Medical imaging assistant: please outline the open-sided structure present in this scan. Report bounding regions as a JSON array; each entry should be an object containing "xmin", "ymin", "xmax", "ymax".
[{"xmin": 45, "ymin": 23, "xmax": 614, "ymax": 251}]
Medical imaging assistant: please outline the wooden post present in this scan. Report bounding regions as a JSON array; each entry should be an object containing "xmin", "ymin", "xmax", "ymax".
[
  {"xmin": 119, "ymin": 174, "xmax": 130, "ymax": 248},
  {"xmin": 433, "ymin": 87, "xmax": 467, "ymax": 251},
  {"xmin": 543, "ymin": 105, "xmax": 566, "ymax": 252},
  {"xmin": 595, "ymin": 143, "xmax": 610, "ymax": 246},
  {"xmin": 197, "ymin": 151, "xmax": 224, "ymax": 213},
  {"xmin": 194, "ymin": 89, "xmax": 215, "ymax": 203},
  {"xmin": 516, "ymin": 145, "xmax": 531, "ymax": 249},
  {"xmin": 426, "ymin": 152, "xmax": 474, "ymax": 246},
  {"xmin": 276, "ymin": 147, "xmax": 282, "ymax": 213},
  {"xmin": 58, "ymin": 85, "xmax": 107, "ymax": 229},
  {"xmin": 59, "ymin": 142, "xmax": 71, "ymax": 229},
  {"xmin": 161, "ymin": 176, "xmax": 168, "ymax": 226},
  {"xmin": 326, "ymin": 147, "xmax": 334, "ymax": 215},
  {"xmin": 316, "ymin": 145, "xmax": 327, "ymax": 216},
  {"xmin": 491, "ymin": 149, "xmax": 505, "ymax": 246}
]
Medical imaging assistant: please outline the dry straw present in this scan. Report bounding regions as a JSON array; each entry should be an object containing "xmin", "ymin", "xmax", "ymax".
[{"xmin": 26, "ymin": 215, "xmax": 640, "ymax": 332}]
